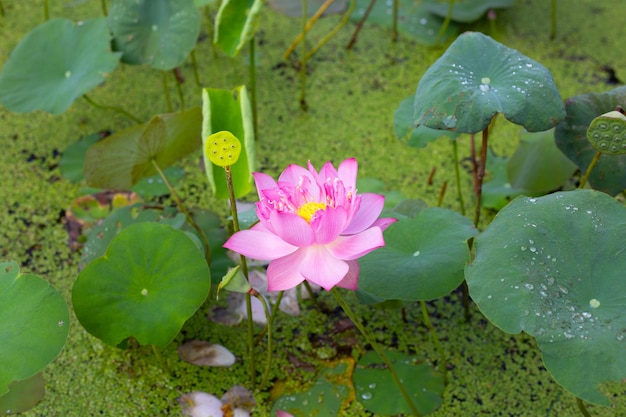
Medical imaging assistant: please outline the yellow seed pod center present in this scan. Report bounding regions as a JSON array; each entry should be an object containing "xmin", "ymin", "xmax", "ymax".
[
  {"xmin": 205, "ymin": 131, "xmax": 242, "ymax": 167},
  {"xmin": 297, "ymin": 202, "xmax": 327, "ymax": 223}
]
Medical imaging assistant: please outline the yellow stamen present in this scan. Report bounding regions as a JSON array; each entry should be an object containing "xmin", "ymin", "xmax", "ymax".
[{"xmin": 297, "ymin": 202, "xmax": 327, "ymax": 223}]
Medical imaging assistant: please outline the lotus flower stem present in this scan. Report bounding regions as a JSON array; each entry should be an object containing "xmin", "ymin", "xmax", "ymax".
[
  {"xmin": 82, "ymin": 94, "xmax": 142, "ymax": 124},
  {"xmin": 420, "ymin": 301, "xmax": 447, "ymax": 385},
  {"xmin": 435, "ymin": 0, "xmax": 455, "ymax": 45},
  {"xmin": 0, "ymin": 0, "xmax": 5, "ymax": 16},
  {"xmin": 254, "ymin": 291, "xmax": 284, "ymax": 345},
  {"xmin": 190, "ymin": 49, "xmax": 201, "ymax": 87},
  {"xmin": 305, "ymin": 0, "xmax": 356, "ymax": 61},
  {"xmin": 346, "ymin": 0, "xmax": 376, "ymax": 50},
  {"xmin": 100, "ymin": 0, "xmax": 108, "ymax": 16},
  {"xmin": 162, "ymin": 72, "xmax": 173, "ymax": 112},
  {"xmin": 249, "ymin": 38, "xmax": 258, "ymax": 139},
  {"xmin": 283, "ymin": 0, "xmax": 334, "ymax": 60},
  {"xmin": 251, "ymin": 291, "xmax": 273, "ymax": 387},
  {"xmin": 43, "ymin": 0, "xmax": 49, "ymax": 20},
  {"xmin": 299, "ymin": 0, "xmax": 308, "ymax": 110},
  {"xmin": 331, "ymin": 288, "xmax": 421, "ymax": 416},
  {"xmin": 151, "ymin": 345, "xmax": 169, "ymax": 373},
  {"xmin": 150, "ymin": 159, "xmax": 212, "ymax": 264},
  {"xmin": 224, "ymin": 165, "xmax": 256, "ymax": 387},
  {"xmin": 578, "ymin": 151, "xmax": 601, "ymax": 189},
  {"xmin": 473, "ymin": 128, "xmax": 489, "ymax": 227},
  {"xmin": 451, "ymin": 139, "xmax": 466, "ymax": 216},
  {"xmin": 575, "ymin": 397, "xmax": 592, "ymax": 417},
  {"xmin": 550, "ymin": 0, "xmax": 557, "ymax": 40},
  {"xmin": 392, "ymin": 0, "xmax": 398, "ymax": 42}
]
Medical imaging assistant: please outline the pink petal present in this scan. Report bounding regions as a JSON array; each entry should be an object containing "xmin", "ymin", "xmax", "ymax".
[
  {"xmin": 338, "ymin": 158, "xmax": 358, "ymax": 191},
  {"xmin": 335, "ymin": 260, "xmax": 359, "ymax": 290},
  {"xmin": 327, "ymin": 227, "xmax": 384, "ymax": 260},
  {"xmin": 311, "ymin": 206, "xmax": 347, "ymax": 244},
  {"xmin": 298, "ymin": 246, "xmax": 349, "ymax": 291},
  {"xmin": 279, "ymin": 163, "xmax": 313, "ymax": 185},
  {"xmin": 270, "ymin": 211, "xmax": 315, "ymax": 246},
  {"xmin": 342, "ymin": 193, "xmax": 385, "ymax": 235},
  {"xmin": 372, "ymin": 216, "xmax": 398, "ymax": 231},
  {"xmin": 266, "ymin": 252, "xmax": 306, "ymax": 291},
  {"xmin": 223, "ymin": 229, "xmax": 297, "ymax": 260},
  {"xmin": 317, "ymin": 161, "xmax": 339, "ymax": 182},
  {"xmin": 277, "ymin": 411, "xmax": 294, "ymax": 417},
  {"xmin": 253, "ymin": 172, "xmax": 277, "ymax": 197}
]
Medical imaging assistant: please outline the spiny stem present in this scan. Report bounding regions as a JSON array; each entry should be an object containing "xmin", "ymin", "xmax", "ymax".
[
  {"xmin": 162, "ymin": 71, "xmax": 173, "ymax": 112},
  {"xmin": 224, "ymin": 166, "xmax": 255, "ymax": 387},
  {"xmin": 82, "ymin": 94, "xmax": 142, "ymax": 124},
  {"xmin": 283, "ymin": 0, "xmax": 334, "ymax": 60},
  {"xmin": 100, "ymin": 0, "xmax": 108, "ymax": 16},
  {"xmin": 473, "ymin": 128, "xmax": 489, "ymax": 227},
  {"xmin": 151, "ymin": 159, "xmax": 212, "ymax": 264},
  {"xmin": 451, "ymin": 139, "xmax": 466, "ymax": 216},
  {"xmin": 173, "ymin": 69, "xmax": 186, "ymax": 111},
  {"xmin": 249, "ymin": 38, "xmax": 258, "ymax": 140},
  {"xmin": 576, "ymin": 397, "xmax": 592, "ymax": 417},
  {"xmin": 578, "ymin": 151, "xmax": 601, "ymax": 189},
  {"xmin": 346, "ymin": 0, "xmax": 377, "ymax": 50},
  {"xmin": 305, "ymin": 0, "xmax": 356, "ymax": 61},
  {"xmin": 331, "ymin": 288, "xmax": 421, "ymax": 416},
  {"xmin": 420, "ymin": 301, "xmax": 447, "ymax": 385},
  {"xmin": 435, "ymin": 0, "xmax": 455, "ymax": 45}
]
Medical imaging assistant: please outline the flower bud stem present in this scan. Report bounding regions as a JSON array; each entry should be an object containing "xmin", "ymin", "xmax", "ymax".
[
  {"xmin": 578, "ymin": 151, "xmax": 601, "ymax": 189},
  {"xmin": 331, "ymin": 288, "xmax": 422, "ymax": 416},
  {"xmin": 576, "ymin": 397, "xmax": 592, "ymax": 417}
]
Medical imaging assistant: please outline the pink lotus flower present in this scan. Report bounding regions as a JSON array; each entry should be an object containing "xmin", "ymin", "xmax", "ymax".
[
  {"xmin": 276, "ymin": 411, "xmax": 293, "ymax": 417},
  {"xmin": 224, "ymin": 158, "xmax": 396, "ymax": 291}
]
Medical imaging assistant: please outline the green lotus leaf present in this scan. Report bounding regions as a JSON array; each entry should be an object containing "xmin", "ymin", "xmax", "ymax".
[
  {"xmin": 214, "ymin": 0, "xmax": 264, "ymax": 57},
  {"xmin": 60, "ymin": 133, "xmax": 102, "ymax": 183},
  {"xmin": 202, "ymin": 86, "xmax": 255, "ymax": 198},
  {"xmin": 481, "ymin": 149, "xmax": 528, "ymax": 210},
  {"xmin": 422, "ymin": 0, "xmax": 516, "ymax": 23},
  {"xmin": 350, "ymin": 0, "xmax": 458, "ymax": 45},
  {"xmin": 72, "ymin": 222, "xmax": 211, "ymax": 347},
  {"xmin": 466, "ymin": 190, "xmax": 626, "ymax": 405},
  {"xmin": 414, "ymin": 32, "xmax": 565, "ymax": 133},
  {"xmin": 555, "ymin": 86, "xmax": 626, "ymax": 194},
  {"xmin": 353, "ymin": 351, "xmax": 444, "ymax": 415},
  {"xmin": 0, "ymin": 18, "xmax": 120, "ymax": 114},
  {"xmin": 394, "ymin": 96, "xmax": 460, "ymax": 148},
  {"xmin": 108, "ymin": 0, "xmax": 200, "ymax": 70},
  {"xmin": 507, "ymin": 129, "xmax": 577, "ymax": 194},
  {"xmin": 0, "ymin": 373, "xmax": 45, "ymax": 415},
  {"xmin": 358, "ymin": 208, "xmax": 477, "ymax": 301},
  {"xmin": 84, "ymin": 107, "xmax": 202, "ymax": 190},
  {"xmin": 0, "ymin": 262, "xmax": 70, "ymax": 396}
]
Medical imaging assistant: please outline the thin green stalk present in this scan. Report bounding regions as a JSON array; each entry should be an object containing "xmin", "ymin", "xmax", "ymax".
[
  {"xmin": 283, "ymin": 0, "xmax": 334, "ymax": 60},
  {"xmin": 162, "ymin": 71, "xmax": 173, "ymax": 112},
  {"xmin": 550, "ymin": 0, "xmax": 557, "ymax": 40},
  {"xmin": 0, "ymin": 0, "xmax": 5, "ymax": 17},
  {"xmin": 43, "ymin": 0, "xmax": 49, "ymax": 20},
  {"xmin": 225, "ymin": 166, "xmax": 256, "ymax": 388},
  {"xmin": 576, "ymin": 397, "xmax": 592, "ymax": 417},
  {"xmin": 249, "ymin": 38, "xmax": 258, "ymax": 140},
  {"xmin": 346, "ymin": 0, "xmax": 376, "ymax": 50},
  {"xmin": 151, "ymin": 159, "xmax": 211, "ymax": 264},
  {"xmin": 435, "ymin": 0, "xmax": 455, "ymax": 45},
  {"xmin": 392, "ymin": 0, "xmax": 398, "ymax": 42},
  {"xmin": 300, "ymin": 0, "xmax": 308, "ymax": 110},
  {"xmin": 305, "ymin": 0, "xmax": 357, "ymax": 60},
  {"xmin": 190, "ymin": 48, "xmax": 201, "ymax": 87},
  {"xmin": 204, "ymin": 6, "xmax": 218, "ymax": 58},
  {"xmin": 173, "ymin": 69, "xmax": 186, "ymax": 111},
  {"xmin": 252, "ymin": 291, "xmax": 274, "ymax": 387},
  {"xmin": 254, "ymin": 291, "xmax": 284, "ymax": 344},
  {"xmin": 473, "ymin": 128, "xmax": 489, "ymax": 227},
  {"xmin": 82, "ymin": 94, "xmax": 142, "ymax": 124},
  {"xmin": 100, "ymin": 0, "xmax": 108, "ymax": 16},
  {"xmin": 420, "ymin": 301, "xmax": 447, "ymax": 385},
  {"xmin": 578, "ymin": 151, "xmax": 601, "ymax": 189},
  {"xmin": 451, "ymin": 139, "xmax": 466, "ymax": 216},
  {"xmin": 331, "ymin": 288, "xmax": 421, "ymax": 416},
  {"xmin": 151, "ymin": 344, "xmax": 169, "ymax": 373}
]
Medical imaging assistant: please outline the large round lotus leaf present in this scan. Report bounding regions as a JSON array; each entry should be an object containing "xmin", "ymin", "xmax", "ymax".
[
  {"xmin": 555, "ymin": 86, "xmax": 626, "ymax": 195},
  {"xmin": 350, "ymin": 0, "xmax": 458, "ymax": 45},
  {"xmin": 358, "ymin": 207, "xmax": 477, "ymax": 301},
  {"xmin": 394, "ymin": 96, "xmax": 460, "ymax": 148},
  {"xmin": 108, "ymin": 0, "xmax": 200, "ymax": 70},
  {"xmin": 0, "ymin": 373, "xmax": 45, "ymax": 415},
  {"xmin": 353, "ymin": 351, "xmax": 443, "ymax": 415},
  {"xmin": 0, "ymin": 262, "xmax": 70, "ymax": 396},
  {"xmin": 72, "ymin": 222, "xmax": 211, "ymax": 347},
  {"xmin": 0, "ymin": 18, "xmax": 120, "ymax": 114},
  {"xmin": 84, "ymin": 107, "xmax": 202, "ymax": 190},
  {"xmin": 414, "ymin": 32, "xmax": 565, "ymax": 133},
  {"xmin": 466, "ymin": 190, "xmax": 626, "ymax": 405},
  {"xmin": 422, "ymin": 0, "xmax": 515, "ymax": 23}
]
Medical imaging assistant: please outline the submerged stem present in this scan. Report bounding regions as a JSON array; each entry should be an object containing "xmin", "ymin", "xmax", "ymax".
[
  {"xmin": 82, "ymin": 94, "xmax": 142, "ymax": 124},
  {"xmin": 578, "ymin": 151, "xmax": 601, "ymax": 189},
  {"xmin": 331, "ymin": 289, "xmax": 421, "ymax": 416},
  {"xmin": 305, "ymin": 0, "xmax": 356, "ymax": 61},
  {"xmin": 173, "ymin": 69, "xmax": 186, "ymax": 111},
  {"xmin": 100, "ymin": 0, "xmax": 108, "ymax": 16},
  {"xmin": 435, "ymin": 0, "xmax": 455, "ymax": 45},
  {"xmin": 162, "ymin": 71, "xmax": 173, "ymax": 113},
  {"xmin": 151, "ymin": 159, "xmax": 211, "ymax": 264},
  {"xmin": 576, "ymin": 397, "xmax": 592, "ymax": 417}
]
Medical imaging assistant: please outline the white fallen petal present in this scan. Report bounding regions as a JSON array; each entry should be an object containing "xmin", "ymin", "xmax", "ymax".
[
  {"xmin": 178, "ymin": 340, "xmax": 236, "ymax": 367},
  {"xmin": 233, "ymin": 408, "xmax": 250, "ymax": 417},
  {"xmin": 178, "ymin": 392, "xmax": 223, "ymax": 417}
]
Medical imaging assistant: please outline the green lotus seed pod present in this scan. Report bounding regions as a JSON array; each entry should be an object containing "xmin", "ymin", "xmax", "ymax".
[
  {"xmin": 586, "ymin": 111, "xmax": 626, "ymax": 155},
  {"xmin": 205, "ymin": 131, "xmax": 242, "ymax": 167}
]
